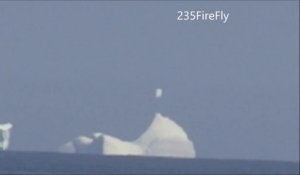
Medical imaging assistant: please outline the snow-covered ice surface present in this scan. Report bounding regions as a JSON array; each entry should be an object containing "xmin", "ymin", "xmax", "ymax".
[
  {"xmin": 59, "ymin": 113, "xmax": 196, "ymax": 158},
  {"xmin": 0, "ymin": 123, "xmax": 13, "ymax": 151}
]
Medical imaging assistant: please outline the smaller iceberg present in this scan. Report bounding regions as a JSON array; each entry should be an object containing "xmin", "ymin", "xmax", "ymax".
[{"xmin": 0, "ymin": 123, "xmax": 13, "ymax": 151}]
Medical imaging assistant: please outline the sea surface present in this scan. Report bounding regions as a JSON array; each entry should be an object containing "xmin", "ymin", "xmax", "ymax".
[{"xmin": 0, "ymin": 151, "xmax": 299, "ymax": 174}]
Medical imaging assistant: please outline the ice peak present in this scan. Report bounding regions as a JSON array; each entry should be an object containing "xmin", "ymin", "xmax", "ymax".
[{"xmin": 136, "ymin": 113, "xmax": 189, "ymax": 146}]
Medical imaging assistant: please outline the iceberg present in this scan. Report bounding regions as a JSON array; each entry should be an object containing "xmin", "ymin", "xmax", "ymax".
[
  {"xmin": 135, "ymin": 113, "xmax": 195, "ymax": 158},
  {"xmin": 59, "ymin": 113, "xmax": 196, "ymax": 158},
  {"xmin": 0, "ymin": 123, "xmax": 13, "ymax": 151}
]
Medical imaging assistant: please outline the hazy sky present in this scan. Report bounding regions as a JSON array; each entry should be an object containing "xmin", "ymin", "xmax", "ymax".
[{"xmin": 0, "ymin": 1, "xmax": 299, "ymax": 161}]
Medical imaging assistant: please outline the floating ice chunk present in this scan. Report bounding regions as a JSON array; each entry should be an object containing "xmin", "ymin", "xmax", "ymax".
[
  {"xmin": 59, "ymin": 136, "xmax": 100, "ymax": 154},
  {"xmin": 155, "ymin": 88, "xmax": 163, "ymax": 98},
  {"xmin": 0, "ymin": 123, "xmax": 13, "ymax": 151}
]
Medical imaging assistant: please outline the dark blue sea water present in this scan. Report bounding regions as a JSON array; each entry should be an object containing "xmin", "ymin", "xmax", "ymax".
[{"xmin": 0, "ymin": 151, "xmax": 299, "ymax": 174}]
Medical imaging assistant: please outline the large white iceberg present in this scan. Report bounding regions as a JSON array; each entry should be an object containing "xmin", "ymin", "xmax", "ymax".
[
  {"xmin": 59, "ymin": 113, "xmax": 196, "ymax": 158},
  {"xmin": 0, "ymin": 123, "xmax": 13, "ymax": 151}
]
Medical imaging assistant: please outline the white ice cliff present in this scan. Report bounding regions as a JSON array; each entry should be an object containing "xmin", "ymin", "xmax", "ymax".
[
  {"xmin": 59, "ymin": 113, "xmax": 196, "ymax": 158},
  {"xmin": 0, "ymin": 123, "xmax": 13, "ymax": 151}
]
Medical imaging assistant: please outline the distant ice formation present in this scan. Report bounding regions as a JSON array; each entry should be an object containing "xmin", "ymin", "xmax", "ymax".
[
  {"xmin": 155, "ymin": 88, "xmax": 163, "ymax": 98},
  {"xmin": 59, "ymin": 113, "xmax": 196, "ymax": 158},
  {"xmin": 0, "ymin": 123, "xmax": 13, "ymax": 151}
]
